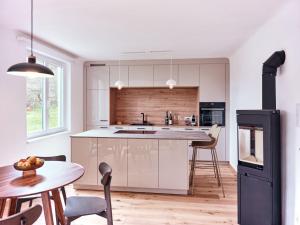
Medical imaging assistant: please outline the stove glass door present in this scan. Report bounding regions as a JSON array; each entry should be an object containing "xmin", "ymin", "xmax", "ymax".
[{"xmin": 238, "ymin": 126, "xmax": 264, "ymax": 167}]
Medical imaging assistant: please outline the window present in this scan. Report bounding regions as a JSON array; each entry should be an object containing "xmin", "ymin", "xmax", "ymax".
[{"xmin": 26, "ymin": 54, "xmax": 66, "ymax": 138}]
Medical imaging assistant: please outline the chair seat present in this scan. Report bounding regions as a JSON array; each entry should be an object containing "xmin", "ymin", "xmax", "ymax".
[
  {"xmin": 64, "ymin": 196, "xmax": 107, "ymax": 218},
  {"xmin": 191, "ymin": 139, "xmax": 215, "ymax": 148}
]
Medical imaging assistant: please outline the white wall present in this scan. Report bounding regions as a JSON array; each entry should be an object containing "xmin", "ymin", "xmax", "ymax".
[
  {"xmin": 0, "ymin": 26, "xmax": 83, "ymax": 165},
  {"xmin": 229, "ymin": 0, "xmax": 300, "ymax": 224}
]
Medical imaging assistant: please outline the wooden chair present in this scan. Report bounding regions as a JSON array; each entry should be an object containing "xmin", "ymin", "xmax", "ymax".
[
  {"xmin": 0, "ymin": 204, "xmax": 42, "ymax": 225},
  {"xmin": 64, "ymin": 162, "xmax": 113, "ymax": 225},
  {"xmin": 190, "ymin": 124, "xmax": 225, "ymax": 197}
]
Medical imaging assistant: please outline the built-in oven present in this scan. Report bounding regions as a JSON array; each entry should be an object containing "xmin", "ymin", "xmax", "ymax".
[{"xmin": 199, "ymin": 102, "xmax": 225, "ymax": 126}]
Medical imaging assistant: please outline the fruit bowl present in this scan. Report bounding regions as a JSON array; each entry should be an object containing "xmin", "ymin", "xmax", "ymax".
[{"xmin": 13, "ymin": 156, "xmax": 44, "ymax": 177}]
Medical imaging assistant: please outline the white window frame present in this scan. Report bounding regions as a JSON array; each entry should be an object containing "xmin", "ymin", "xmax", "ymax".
[{"xmin": 27, "ymin": 52, "xmax": 67, "ymax": 139}]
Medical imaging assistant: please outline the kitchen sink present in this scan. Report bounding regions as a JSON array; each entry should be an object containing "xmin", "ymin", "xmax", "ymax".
[{"xmin": 114, "ymin": 130, "xmax": 157, "ymax": 134}]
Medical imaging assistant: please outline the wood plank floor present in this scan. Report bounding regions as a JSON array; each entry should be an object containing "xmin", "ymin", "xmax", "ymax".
[{"xmin": 5, "ymin": 163, "xmax": 238, "ymax": 225}]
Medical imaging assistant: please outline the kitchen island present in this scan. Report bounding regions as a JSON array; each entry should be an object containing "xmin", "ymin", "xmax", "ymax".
[{"xmin": 71, "ymin": 128, "xmax": 211, "ymax": 195}]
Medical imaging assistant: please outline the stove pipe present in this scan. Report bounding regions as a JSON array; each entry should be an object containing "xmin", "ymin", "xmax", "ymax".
[{"xmin": 262, "ymin": 50, "xmax": 285, "ymax": 109}]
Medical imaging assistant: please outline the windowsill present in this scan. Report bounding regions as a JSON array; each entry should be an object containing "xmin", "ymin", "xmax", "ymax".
[{"xmin": 26, "ymin": 130, "xmax": 70, "ymax": 144}]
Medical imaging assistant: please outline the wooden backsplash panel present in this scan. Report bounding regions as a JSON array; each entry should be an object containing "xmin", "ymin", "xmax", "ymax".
[{"xmin": 110, "ymin": 88, "xmax": 198, "ymax": 125}]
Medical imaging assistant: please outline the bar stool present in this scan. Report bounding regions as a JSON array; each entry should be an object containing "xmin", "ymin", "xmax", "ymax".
[{"xmin": 189, "ymin": 124, "xmax": 225, "ymax": 197}]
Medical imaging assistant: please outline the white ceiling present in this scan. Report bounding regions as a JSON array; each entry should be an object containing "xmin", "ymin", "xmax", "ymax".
[{"xmin": 0, "ymin": 0, "xmax": 289, "ymax": 60}]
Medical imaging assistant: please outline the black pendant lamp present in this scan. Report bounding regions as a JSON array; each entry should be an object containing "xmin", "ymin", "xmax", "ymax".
[{"xmin": 7, "ymin": 0, "xmax": 54, "ymax": 78}]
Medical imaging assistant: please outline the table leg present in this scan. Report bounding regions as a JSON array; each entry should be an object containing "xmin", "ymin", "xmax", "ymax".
[
  {"xmin": 41, "ymin": 191, "xmax": 54, "ymax": 225},
  {"xmin": 8, "ymin": 198, "xmax": 17, "ymax": 216},
  {"xmin": 0, "ymin": 198, "xmax": 6, "ymax": 218},
  {"xmin": 52, "ymin": 189, "xmax": 66, "ymax": 225}
]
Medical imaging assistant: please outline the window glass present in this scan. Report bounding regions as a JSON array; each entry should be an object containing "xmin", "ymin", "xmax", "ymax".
[
  {"xmin": 26, "ymin": 77, "xmax": 44, "ymax": 134},
  {"xmin": 47, "ymin": 63, "xmax": 62, "ymax": 129},
  {"xmin": 26, "ymin": 54, "xmax": 66, "ymax": 138}
]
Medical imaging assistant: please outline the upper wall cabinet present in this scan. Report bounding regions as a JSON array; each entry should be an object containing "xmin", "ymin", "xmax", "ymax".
[
  {"xmin": 153, "ymin": 65, "xmax": 179, "ymax": 87},
  {"xmin": 200, "ymin": 64, "xmax": 226, "ymax": 102},
  {"xmin": 128, "ymin": 65, "xmax": 154, "ymax": 87},
  {"xmin": 109, "ymin": 66, "xmax": 129, "ymax": 87},
  {"xmin": 86, "ymin": 66, "xmax": 110, "ymax": 90},
  {"xmin": 178, "ymin": 64, "xmax": 200, "ymax": 87}
]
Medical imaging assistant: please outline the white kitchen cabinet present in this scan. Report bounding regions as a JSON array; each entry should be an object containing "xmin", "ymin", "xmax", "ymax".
[
  {"xmin": 153, "ymin": 65, "xmax": 179, "ymax": 87},
  {"xmin": 110, "ymin": 125, "xmax": 130, "ymax": 130},
  {"xmin": 109, "ymin": 66, "xmax": 129, "ymax": 87},
  {"xmin": 199, "ymin": 64, "xmax": 226, "ymax": 102},
  {"xmin": 71, "ymin": 138, "xmax": 98, "ymax": 186},
  {"xmin": 152, "ymin": 126, "xmax": 173, "ymax": 131},
  {"xmin": 86, "ymin": 90, "xmax": 109, "ymax": 126},
  {"xmin": 159, "ymin": 140, "xmax": 189, "ymax": 190},
  {"xmin": 216, "ymin": 127, "xmax": 226, "ymax": 161},
  {"xmin": 178, "ymin": 64, "xmax": 199, "ymax": 86},
  {"xmin": 86, "ymin": 66, "xmax": 110, "ymax": 90},
  {"xmin": 128, "ymin": 65, "xmax": 154, "ymax": 87},
  {"xmin": 98, "ymin": 138, "xmax": 128, "ymax": 187},
  {"xmin": 128, "ymin": 126, "xmax": 153, "ymax": 131},
  {"xmin": 127, "ymin": 139, "xmax": 159, "ymax": 188},
  {"xmin": 86, "ymin": 125, "xmax": 109, "ymax": 130},
  {"xmin": 173, "ymin": 127, "xmax": 199, "ymax": 132}
]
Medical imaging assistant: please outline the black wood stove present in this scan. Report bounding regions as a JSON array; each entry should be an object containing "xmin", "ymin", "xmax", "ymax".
[{"xmin": 237, "ymin": 50, "xmax": 285, "ymax": 225}]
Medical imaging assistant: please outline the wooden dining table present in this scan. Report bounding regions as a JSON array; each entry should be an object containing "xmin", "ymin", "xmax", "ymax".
[{"xmin": 0, "ymin": 161, "xmax": 84, "ymax": 225}]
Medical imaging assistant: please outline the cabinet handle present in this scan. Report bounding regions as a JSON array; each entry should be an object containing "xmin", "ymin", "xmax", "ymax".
[
  {"xmin": 100, "ymin": 126, "xmax": 108, "ymax": 129},
  {"xmin": 185, "ymin": 128, "xmax": 193, "ymax": 130},
  {"xmin": 115, "ymin": 127, "xmax": 124, "ymax": 129},
  {"xmin": 162, "ymin": 127, "xmax": 170, "ymax": 130},
  {"xmin": 100, "ymin": 120, "xmax": 108, "ymax": 122},
  {"xmin": 201, "ymin": 128, "xmax": 209, "ymax": 131},
  {"xmin": 137, "ymin": 127, "xmax": 145, "ymax": 130}
]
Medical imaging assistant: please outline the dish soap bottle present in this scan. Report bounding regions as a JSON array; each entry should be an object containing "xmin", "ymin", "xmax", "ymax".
[{"xmin": 169, "ymin": 112, "xmax": 173, "ymax": 125}]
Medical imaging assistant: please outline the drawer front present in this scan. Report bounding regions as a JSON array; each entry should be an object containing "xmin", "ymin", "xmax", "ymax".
[
  {"xmin": 110, "ymin": 125, "xmax": 129, "ymax": 130},
  {"xmin": 153, "ymin": 127, "xmax": 174, "ymax": 131},
  {"xmin": 128, "ymin": 126, "xmax": 153, "ymax": 131},
  {"xmin": 173, "ymin": 127, "xmax": 198, "ymax": 132}
]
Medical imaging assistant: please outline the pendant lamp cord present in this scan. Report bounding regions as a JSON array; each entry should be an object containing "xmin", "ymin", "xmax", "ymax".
[
  {"xmin": 170, "ymin": 55, "xmax": 173, "ymax": 79},
  {"xmin": 118, "ymin": 56, "xmax": 121, "ymax": 80},
  {"xmin": 31, "ymin": 0, "xmax": 33, "ymax": 56}
]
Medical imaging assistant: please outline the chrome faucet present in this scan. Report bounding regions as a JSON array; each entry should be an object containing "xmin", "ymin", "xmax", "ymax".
[{"xmin": 141, "ymin": 113, "xmax": 145, "ymax": 124}]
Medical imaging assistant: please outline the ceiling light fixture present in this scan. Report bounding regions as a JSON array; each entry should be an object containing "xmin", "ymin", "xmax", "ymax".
[
  {"xmin": 7, "ymin": 0, "xmax": 54, "ymax": 78},
  {"xmin": 166, "ymin": 55, "xmax": 176, "ymax": 89},
  {"xmin": 114, "ymin": 57, "xmax": 124, "ymax": 90}
]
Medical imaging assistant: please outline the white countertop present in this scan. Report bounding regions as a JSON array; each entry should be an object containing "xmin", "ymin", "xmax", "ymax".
[{"xmin": 71, "ymin": 128, "xmax": 211, "ymax": 141}]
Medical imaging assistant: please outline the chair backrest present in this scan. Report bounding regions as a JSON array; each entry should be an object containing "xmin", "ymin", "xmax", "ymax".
[
  {"xmin": 211, "ymin": 126, "xmax": 221, "ymax": 145},
  {"xmin": 208, "ymin": 124, "xmax": 218, "ymax": 135},
  {"xmin": 37, "ymin": 155, "xmax": 66, "ymax": 162},
  {"xmin": 99, "ymin": 162, "xmax": 113, "ymax": 223},
  {"xmin": 99, "ymin": 162, "xmax": 112, "ymax": 186},
  {"xmin": 0, "ymin": 205, "xmax": 42, "ymax": 225}
]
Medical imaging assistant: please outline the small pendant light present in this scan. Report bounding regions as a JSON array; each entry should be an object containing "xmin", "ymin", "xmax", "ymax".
[
  {"xmin": 114, "ymin": 57, "xmax": 124, "ymax": 90},
  {"xmin": 166, "ymin": 55, "xmax": 176, "ymax": 89},
  {"xmin": 7, "ymin": 0, "xmax": 54, "ymax": 78}
]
